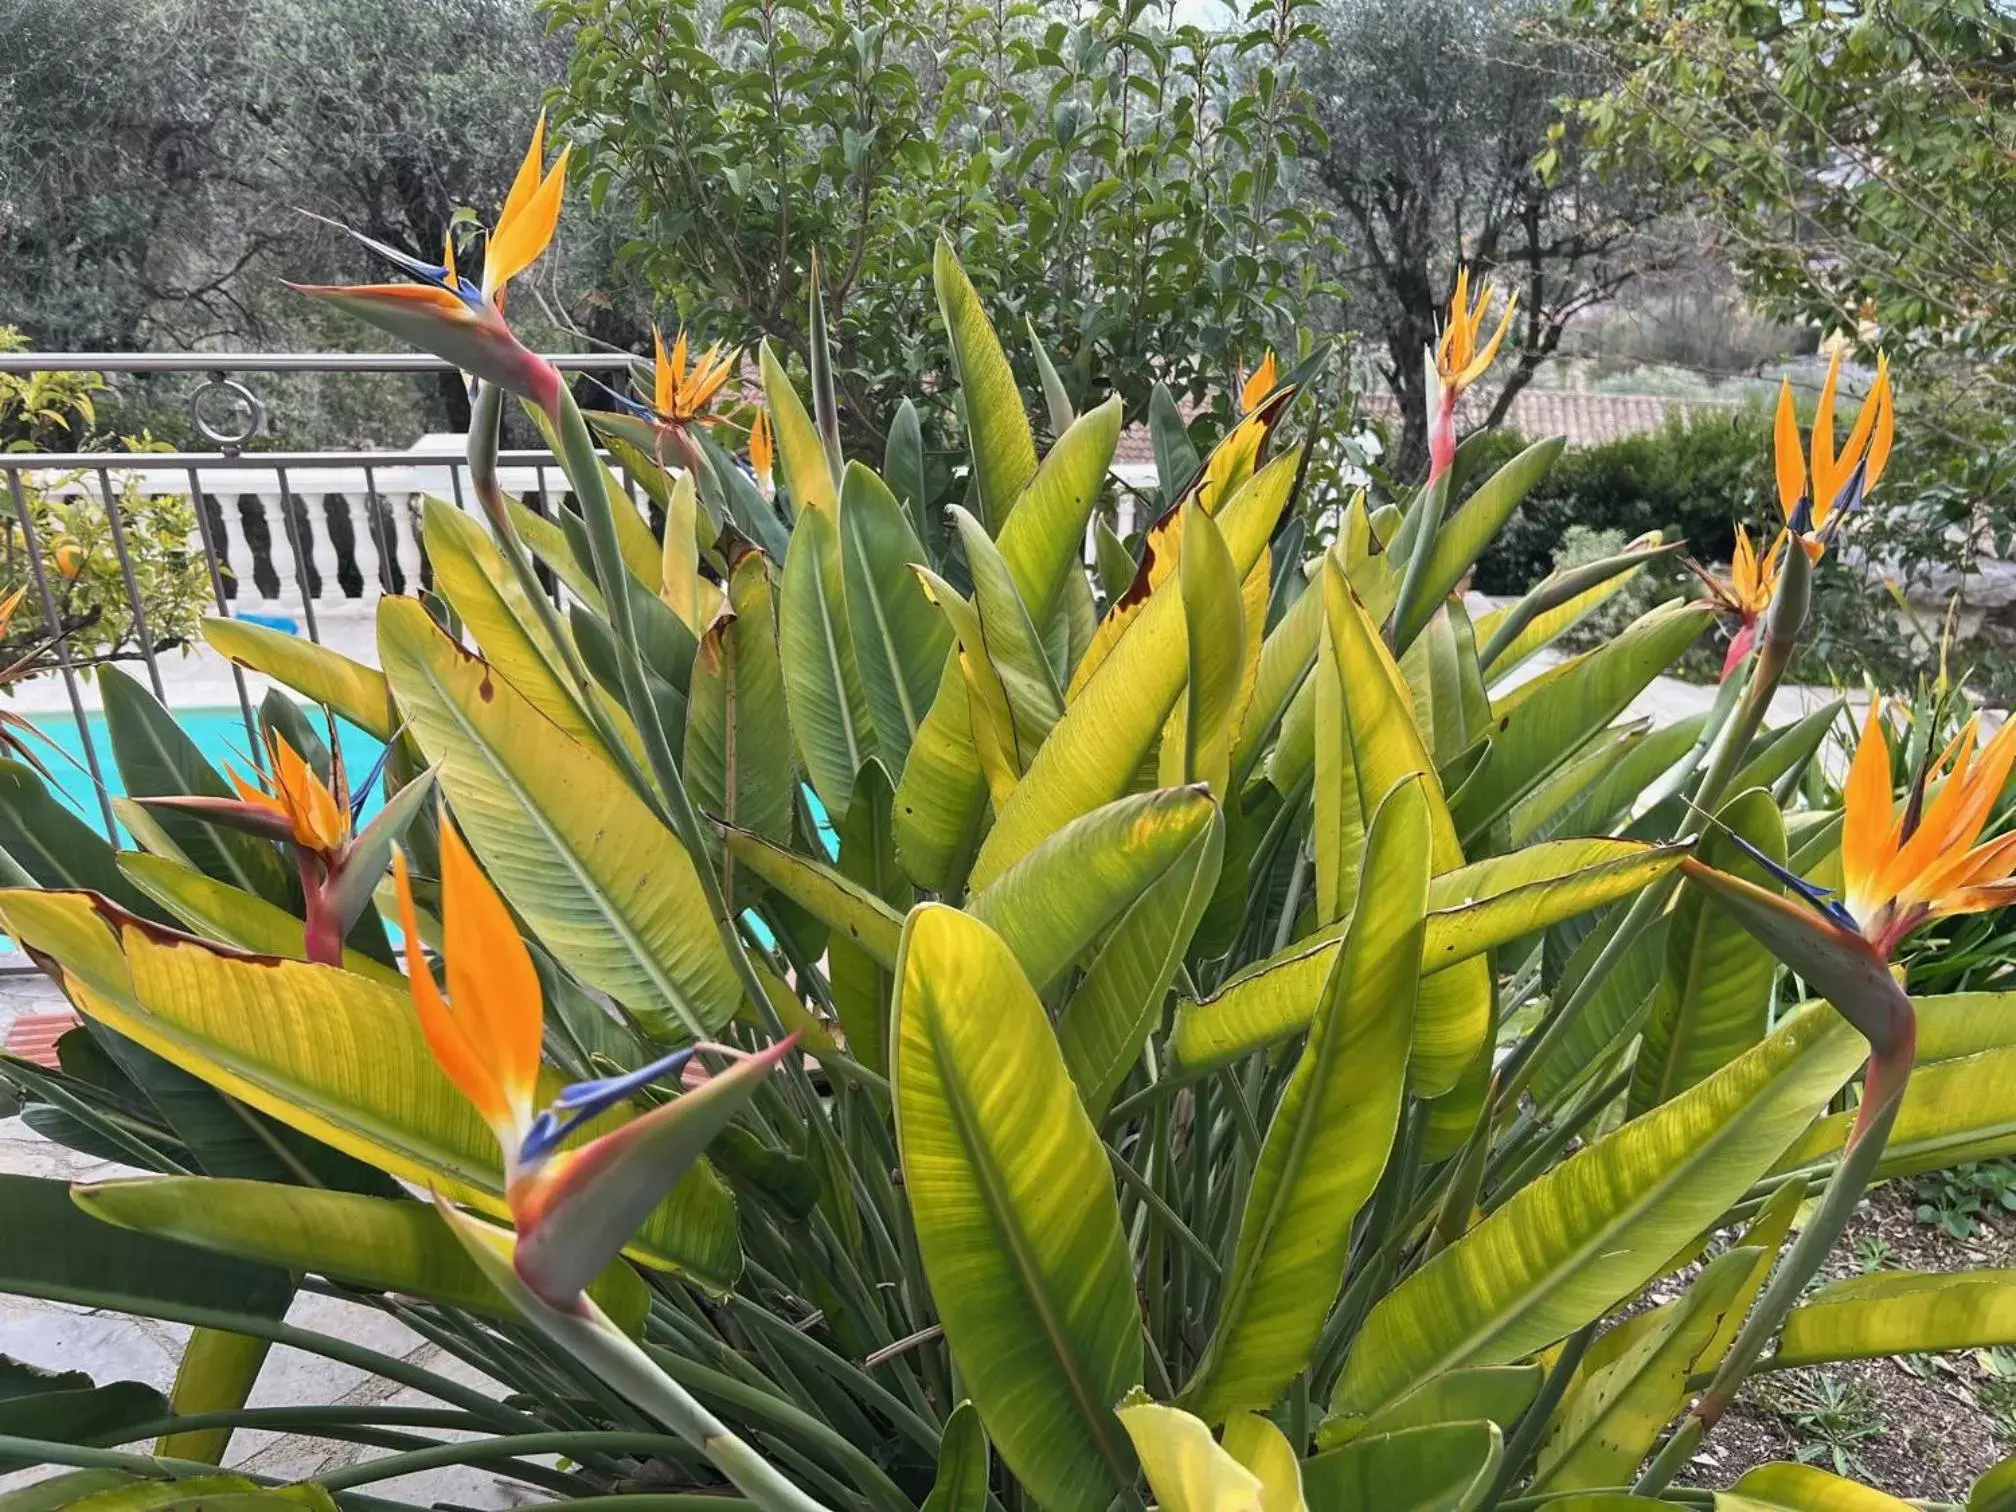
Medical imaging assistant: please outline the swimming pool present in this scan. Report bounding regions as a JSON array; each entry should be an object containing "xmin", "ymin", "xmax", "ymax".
[
  {"xmin": 29, "ymin": 706, "xmax": 388, "ymax": 836},
  {"xmin": 20, "ymin": 705, "xmax": 802, "ymax": 955}
]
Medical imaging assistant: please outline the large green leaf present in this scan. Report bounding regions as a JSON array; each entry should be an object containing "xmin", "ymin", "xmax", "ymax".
[
  {"xmin": 1450, "ymin": 602, "xmax": 1712, "ymax": 842},
  {"xmin": 1326, "ymin": 1002, "xmax": 1865, "ymax": 1423},
  {"xmin": 1301, "ymin": 1421, "xmax": 1501, "ymax": 1512},
  {"xmin": 1171, "ymin": 841, "xmax": 1683, "ymax": 1074},
  {"xmin": 946, "ymin": 507, "xmax": 1063, "ymax": 774},
  {"xmin": 200, "ymin": 618, "xmax": 394, "ymax": 740},
  {"xmin": 892, "ymin": 904, "xmax": 1141, "ymax": 1512},
  {"xmin": 0, "ymin": 1173, "xmax": 292, "ymax": 1329},
  {"xmin": 378, "ymin": 597, "xmax": 739, "ymax": 1042},
  {"xmin": 1507, "ymin": 721, "xmax": 1645, "ymax": 848},
  {"xmin": 1529, "ymin": 910, "xmax": 1673, "ymax": 1110},
  {"xmin": 1167, "ymin": 497, "xmax": 1246, "ymax": 795},
  {"xmin": 1310, "ymin": 608, "xmax": 1364, "ymax": 927},
  {"xmin": 1773, "ymin": 992, "xmax": 2016, "ymax": 1180},
  {"xmin": 1115, "ymin": 1399, "xmax": 1255, "ymax": 1511},
  {"xmin": 1056, "ymin": 806, "xmax": 1224, "ymax": 1120},
  {"xmin": 1630, "ymin": 788, "xmax": 1785, "ymax": 1116},
  {"xmin": 503, "ymin": 492, "xmax": 605, "ymax": 609},
  {"xmin": 1540, "ymin": 713, "xmax": 1708, "ymax": 841},
  {"xmin": 715, "ymin": 823, "xmax": 904, "ymax": 968},
  {"xmin": 0, "ymin": 760, "xmax": 161, "ymax": 917},
  {"xmin": 1393, "ymin": 436, "xmax": 1564, "ymax": 651},
  {"xmin": 684, "ymin": 547, "xmax": 795, "ymax": 857},
  {"xmin": 885, "ymin": 398, "xmax": 932, "ymax": 550},
  {"xmin": 1971, "ymin": 1455, "xmax": 2016, "ymax": 1512},
  {"xmin": 1340, "ymin": 1367, "xmax": 1541, "ymax": 1448},
  {"xmin": 828, "ymin": 763, "xmax": 910, "ymax": 1076},
  {"xmin": 0, "ymin": 1470, "xmax": 141, "ymax": 1512},
  {"xmin": 1234, "ymin": 559, "xmax": 1322, "ymax": 789},
  {"xmin": 420, "ymin": 497, "xmax": 638, "ymax": 763},
  {"xmin": 779, "ymin": 501, "xmax": 875, "ymax": 822},
  {"xmin": 99, "ymin": 667, "xmax": 291, "ymax": 907},
  {"xmin": 1473, "ymin": 532, "xmax": 1673, "ymax": 680},
  {"xmin": 759, "ymin": 340, "xmax": 834, "ymax": 515},
  {"xmin": 920, "ymin": 1402, "xmax": 991, "ymax": 1512},
  {"xmin": 1776, "ymin": 1270, "xmax": 2016, "ymax": 1367},
  {"xmin": 75, "ymin": 1175, "xmax": 648, "ymax": 1337},
  {"xmin": 1724, "ymin": 1463, "xmax": 1914, "ymax": 1510},
  {"xmin": 936, "ymin": 238, "xmax": 1037, "ymax": 533},
  {"xmin": 1532, "ymin": 1246, "xmax": 1757, "ymax": 1491},
  {"xmin": 968, "ymin": 787, "xmax": 1221, "ymax": 995},
  {"xmin": 970, "ymin": 451, "xmax": 1295, "ymax": 891},
  {"xmin": 1322, "ymin": 557, "xmax": 1486, "ymax": 1094},
  {"xmin": 840, "ymin": 462, "xmax": 950, "ymax": 780},
  {"xmin": 0, "ymin": 1365, "xmax": 168, "ymax": 1470},
  {"xmin": 118, "ymin": 852, "xmax": 402, "ymax": 986},
  {"xmin": 893, "ymin": 397, "xmax": 1121, "ymax": 892},
  {"xmin": 1181, "ymin": 778, "xmax": 1430, "ymax": 1421},
  {"xmin": 0, "ymin": 888, "xmax": 740, "ymax": 1287}
]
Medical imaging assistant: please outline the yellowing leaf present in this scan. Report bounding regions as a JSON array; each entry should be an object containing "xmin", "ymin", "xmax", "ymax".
[{"xmin": 1115, "ymin": 1397, "xmax": 1264, "ymax": 1512}]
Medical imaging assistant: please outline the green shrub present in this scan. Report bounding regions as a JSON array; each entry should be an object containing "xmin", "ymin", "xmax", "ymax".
[{"xmin": 1473, "ymin": 404, "xmax": 1774, "ymax": 594}]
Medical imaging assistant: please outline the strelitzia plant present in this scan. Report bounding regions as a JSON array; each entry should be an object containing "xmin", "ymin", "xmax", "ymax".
[
  {"xmin": 12, "ymin": 140, "xmax": 2016, "ymax": 1512},
  {"xmin": 1774, "ymin": 346, "xmax": 1895, "ymax": 562},
  {"xmin": 290, "ymin": 115, "xmax": 571, "ymax": 411},
  {"xmin": 588, "ymin": 326, "xmax": 741, "ymax": 477},
  {"xmin": 1689, "ymin": 524, "xmax": 1786, "ymax": 678},
  {"xmin": 1425, "ymin": 267, "xmax": 1515, "ymax": 483},
  {"xmin": 137, "ymin": 726, "xmax": 437, "ymax": 964},
  {"xmin": 391, "ymin": 821, "xmax": 819, "ymax": 1509}
]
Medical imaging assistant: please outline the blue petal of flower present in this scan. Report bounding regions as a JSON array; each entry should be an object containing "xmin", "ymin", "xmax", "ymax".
[{"xmin": 517, "ymin": 1045, "xmax": 698, "ymax": 1166}]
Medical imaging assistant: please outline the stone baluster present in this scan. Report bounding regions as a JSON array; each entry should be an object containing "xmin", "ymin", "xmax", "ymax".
[
  {"xmin": 384, "ymin": 492, "xmax": 422, "ymax": 595},
  {"xmin": 348, "ymin": 486, "xmax": 386, "ymax": 599}
]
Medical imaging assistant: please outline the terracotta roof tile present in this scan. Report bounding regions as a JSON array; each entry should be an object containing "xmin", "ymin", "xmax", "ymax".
[{"xmin": 1106, "ymin": 389, "xmax": 1739, "ymax": 477}]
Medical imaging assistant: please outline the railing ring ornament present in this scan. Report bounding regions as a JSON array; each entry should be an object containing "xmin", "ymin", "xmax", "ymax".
[{"xmin": 189, "ymin": 372, "xmax": 267, "ymax": 454}]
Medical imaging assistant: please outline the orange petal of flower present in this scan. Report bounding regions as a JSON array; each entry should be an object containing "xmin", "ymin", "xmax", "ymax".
[
  {"xmin": 749, "ymin": 407, "xmax": 774, "ymax": 486},
  {"xmin": 394, "ymin": 848, "xmax": 512, "ymax": 1135},
  {"xmin": 1729, "ymin": 526, "xmax": 1758, "ymax": 602},
  {"xmin": 438, "ymin": 817, "xmax": 543, "ymax": 1124},
  {"xmin": 1839, "ymin": 702, "xmax": 1896, "ymax": 923},
  {"xmin": 1810, "ymin": 349, "xmax": 1843, "ymax": 526},
  {"xmin": 1456, "ymin": 292, "xmax": 1517, "ymax": 389},
  {"xmin": 498, "ymin": 114, "xmax": 548, "ymax": 241},
  {"xmin": 1241, "ymin": 352, "xmax": 1278, "ymax": 413},
  {"xmin": 269, "ymin": 735, "xmax": 346, "ymax": 852},
  {"xmin": 486, "ymin": 141, "xmax": 569, "ymax": 300},
  {"xmin": 227, "ymin": 764, "xmax": 290, "ymax": 821},
  {"xmin": 653, "ymin": 327, "xmax": 674, "ymax": 417},
  {"xmin": 685, "ymin": 345, "xmax": 738, "ymax": 414},
  {"xmin": 1879, "ymin": 720, "xmax": 2006, "ymax": 908},
  {"xmin": 1773, "ymin": 379, "xmax": 1805, "ymax": 524},
  {"xmin": 1862, "ymin": 357, "xmax": 1894, "ymax": 495}
]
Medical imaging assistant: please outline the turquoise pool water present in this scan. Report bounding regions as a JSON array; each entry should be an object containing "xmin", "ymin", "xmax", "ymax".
[
  {"xmin": 31, "ymin": 706, "xmax": 388, "ymax": 834},
  {"xmin": 24, "ymin": 705, "xmax": 798, "ymax": 954}
]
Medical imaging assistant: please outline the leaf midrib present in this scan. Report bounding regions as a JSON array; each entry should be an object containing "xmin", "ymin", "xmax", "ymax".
[{"xmin": 929, "ymin": 1017, "xmax": 1134, "ymax": 1490}]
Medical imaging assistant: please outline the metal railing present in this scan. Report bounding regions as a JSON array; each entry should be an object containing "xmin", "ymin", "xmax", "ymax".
[{"xmin": 1, "ymin": 351, "xmax": 654, "ymax": 838}]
